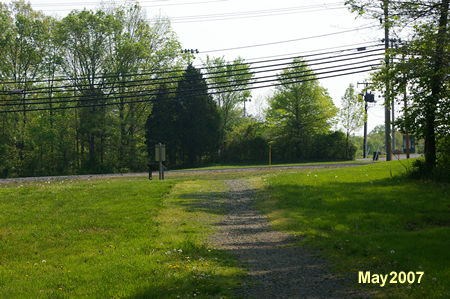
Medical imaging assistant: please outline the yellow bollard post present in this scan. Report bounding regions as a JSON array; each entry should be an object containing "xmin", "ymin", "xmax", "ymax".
[{"xmin": 269, "ymin": 144, "xmax": 271, "ymax": 168}]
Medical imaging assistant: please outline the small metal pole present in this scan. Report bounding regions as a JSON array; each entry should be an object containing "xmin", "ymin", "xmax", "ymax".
[
  {"xmin": 159, "ymin": 143, "xmax": 163, "ymax": 180},
  {"xmin": 147, "ymin": 163, "xmax": 152, "ymax": 180},
  {"xmin": 363, "ymin": 102, "xmax": 368, "ymax": 158}
]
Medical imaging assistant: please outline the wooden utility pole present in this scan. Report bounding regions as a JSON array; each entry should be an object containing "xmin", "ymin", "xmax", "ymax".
[{"xmin": 383, "ymin": 0, "xmax": 392, "ymax": 161}]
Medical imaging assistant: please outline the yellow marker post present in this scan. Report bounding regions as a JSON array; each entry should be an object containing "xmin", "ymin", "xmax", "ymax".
[{"xmin": 269, "ymin": 144, "xmax": 271, "ymax": 168}]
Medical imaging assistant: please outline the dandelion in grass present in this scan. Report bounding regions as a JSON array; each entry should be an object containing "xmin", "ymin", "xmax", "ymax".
[
  {"xmin": 42, "ymin": 260, "xmax": 46, "ymax": 263},
  {"xmin": 178, "ymin": 249, "xmax": 182, "ymax": 253},
  {"xmin": 390, "ymin": 250, "xmax": 395, "ymax": 254}
]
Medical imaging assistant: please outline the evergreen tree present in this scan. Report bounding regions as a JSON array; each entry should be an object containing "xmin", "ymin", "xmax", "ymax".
[
  {"xmin": 145, "ymin": 84, "xmax": 181, "ymax": 167},
  {"xmin": 176, "ymin": 65, "xmax": 221, "ymax": 166}
]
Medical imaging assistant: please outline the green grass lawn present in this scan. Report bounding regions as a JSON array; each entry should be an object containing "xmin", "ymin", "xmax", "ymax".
[
  {"xmin": 254, "ymin": 160, "xmax": 450, "ymax": 298},
  {"xmin": 0, "ymin": 177, "xmax": 244, "ymax": 298}
]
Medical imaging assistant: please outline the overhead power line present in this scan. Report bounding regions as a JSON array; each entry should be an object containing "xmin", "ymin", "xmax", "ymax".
[
  {"xmin": 0, "ymin": 44, "xmax": 383, "ymax": 86},
  {"xmin": 240, "ymin": 41, "xmax": 382, "ymax": 62},
  {"xmin": 201, "ymin": 25, "xmax": 378, "ymax": 53},
  {"xmin": 165, "ymin": 6, "xmax": 347, "ymax": 24},
  {"xmin": 0, "ymin": 49, "xmax": 384, "ymax": 97},
  {"xmin": 1, "ymin": 59, "xmax": 381, "ymax": 105},
  {"xmin": 0, "ymin": 66, "xmax": 380, "ymax": 114},
  {"xmin": 1, "ymin": 62, "xmax": 380, "ymax": 109}
]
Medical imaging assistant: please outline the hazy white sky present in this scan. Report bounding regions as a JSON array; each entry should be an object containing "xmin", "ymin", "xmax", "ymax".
[{"xmin": 7, "ymin": 0, "xmax": 393, "ymax": 133}]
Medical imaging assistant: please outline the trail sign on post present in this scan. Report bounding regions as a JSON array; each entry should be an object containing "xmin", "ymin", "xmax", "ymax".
[
  {"xmin": 155, "ymin": 143, "xmax": 166, "ymax": 180},
  {"xmin": 155, "ymin": 144, "xmax": 166, "ymax": 162}
]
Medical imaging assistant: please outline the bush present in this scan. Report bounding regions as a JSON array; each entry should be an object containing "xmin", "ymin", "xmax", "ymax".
[
  {"xmin": 312, "ymin": 131, "xmax": 357, "ymax": 161},
  {"xmin": 222, "ymin": 120, "xmax": 268, "ymax": 163},
  {"xmin": 270, "ymin": 131, "xmax": 356, "ymax": 162}
]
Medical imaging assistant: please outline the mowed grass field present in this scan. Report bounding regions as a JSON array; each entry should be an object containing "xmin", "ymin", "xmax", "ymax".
[
  {"xmin": 0, "ymin": 177, "xmax": 244, "ymax": 298},
  {"xmin": 0, "ymin": 160, "xmax": 448, "ymax": 298},
  {"xmin": 255, "ymin": 160, "xmax": 450, "ymax": 298}
]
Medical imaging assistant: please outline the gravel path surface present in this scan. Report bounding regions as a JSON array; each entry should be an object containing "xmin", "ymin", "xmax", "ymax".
[{"xmin": 210, "ymin": 180, "xmax": 369, "ymax": 299}]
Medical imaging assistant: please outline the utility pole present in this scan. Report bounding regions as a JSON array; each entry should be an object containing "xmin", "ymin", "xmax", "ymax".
[
  {"xmin": 390, "ymin": 38, "xmax": 400, "ymax": 155},
  {"xmin": 383, "ymin": 0, "xmax": 392, "ymax": 161}
]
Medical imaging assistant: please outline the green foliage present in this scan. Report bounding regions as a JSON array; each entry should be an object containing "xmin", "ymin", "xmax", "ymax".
[
  {"xmin": 205, "ymin": 56, "xmax": 253, "ymax": 142},
  {"xmin": 313, "ymin": 131, "xmax": 357, "ymax": 160},
  {"xmin": 257, "ymin": 161, "xmax": 450, "ymax": 298},
  {"xmin": 177, "ymin": 65, "xmax": 221, "ymax": 166},
  {"xmin": 222, "ymin": 118, "xmax": 268, "ymax": 163},
  {"xmin": 339, "ymin": 84, "xmax": 364, "ymax": 136},
  {"xmin": 266, "ymin": 59, "xmax": 338, "ymax": 161},
  {"xmin": 145, "ymin": 66, "xmax": 221, "ymax": 168},
  {"xmin": 0, "ymin": 2, "xmax": 181, "ymax": 177},
  {"xmin": 339, "ymin": 84, "xmax": 364, "ymax": 157},
  {"xmin": 145, "ymin": 85, "xmax": 181, "ymax": 167},
  {"xmin": 346, "ymin": 0, "xmax": 449, "ymax": 172}
]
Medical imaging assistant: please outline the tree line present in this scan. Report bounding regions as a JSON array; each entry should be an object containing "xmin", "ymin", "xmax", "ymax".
[{"xmin": 1, "ymin": 0, "xmax": 446, "ymax": 178}]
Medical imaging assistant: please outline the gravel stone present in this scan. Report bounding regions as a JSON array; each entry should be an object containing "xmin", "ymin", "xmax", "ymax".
[{"xmin": 209, "ymin": 180, "xmax": 371, "ymax": 299}]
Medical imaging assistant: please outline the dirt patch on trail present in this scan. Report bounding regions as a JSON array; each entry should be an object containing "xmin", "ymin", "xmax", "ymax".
[{"xmin": 209, "ymin": 180, "xmax": 371, "ymax": 299}]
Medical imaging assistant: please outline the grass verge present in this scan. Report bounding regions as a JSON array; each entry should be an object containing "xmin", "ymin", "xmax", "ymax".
[
  {"xmin": 0, "ymin": 177, "xmax": 244, "ymax": 298},
  {"xmin": 255, "ymin": 160, "xmax": 450, "ymax": 298}
]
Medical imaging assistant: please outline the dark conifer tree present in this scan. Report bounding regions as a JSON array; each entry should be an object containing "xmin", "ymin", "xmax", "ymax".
[
  {"xmin": 176, "ymin": 65, "xmax": 221, "ymax": 166},
  {"xmin": 145, "ymin": 84, "xmax": 181, "ymax": 167}
]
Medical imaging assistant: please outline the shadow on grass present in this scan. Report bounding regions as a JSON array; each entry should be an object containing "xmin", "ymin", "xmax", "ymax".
[{"xmin": 257, "ymin": 176, "xmax": 450, "ymax": 297}]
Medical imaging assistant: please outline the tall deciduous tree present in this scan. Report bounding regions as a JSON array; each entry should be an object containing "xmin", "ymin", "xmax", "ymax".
[
  {"xmin": 346, "ymin": 0, "xmax": 449, "ymax": 171},
  {"xmin": 0, "ymin": 0, "xmax": 49, "ymax": 176},
  {"xmin": 266, "ymin": 59, "xmax": 337, "ymax": 160},
  {"xmin": 339, "ymin": 83, "xmax": 364, "ymax": 157},
  {"xmin": 107, "ymin": 3, "xmax": 181, "ymax": 170},
  {"xmin": 204, "ymin": 56, "xmax": 253, "ymax": 152}
]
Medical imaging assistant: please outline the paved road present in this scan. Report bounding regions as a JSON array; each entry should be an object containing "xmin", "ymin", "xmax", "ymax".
[{"xmin": 0, "ymin": 163, "xmax": 372, "ymax": 184}]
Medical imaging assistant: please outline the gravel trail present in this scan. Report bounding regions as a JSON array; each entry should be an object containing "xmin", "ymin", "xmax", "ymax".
[{"xmin": 209, "ymin": 180, "xmax": 369, "ymax": 299}]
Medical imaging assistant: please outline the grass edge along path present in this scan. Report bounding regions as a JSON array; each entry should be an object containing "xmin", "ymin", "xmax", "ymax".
[
  {"xmin": 0, "ymin": 177, "xmax": 245, "ymax": 298},
  {"xmin": 253, "ymin": 160, "xmax": 450, "ymax": 298}
]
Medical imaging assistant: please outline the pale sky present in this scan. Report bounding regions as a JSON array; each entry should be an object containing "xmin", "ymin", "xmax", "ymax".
[{"xmin": 5, "ymin": 0, "xmax": 395, "ymax": 134}]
